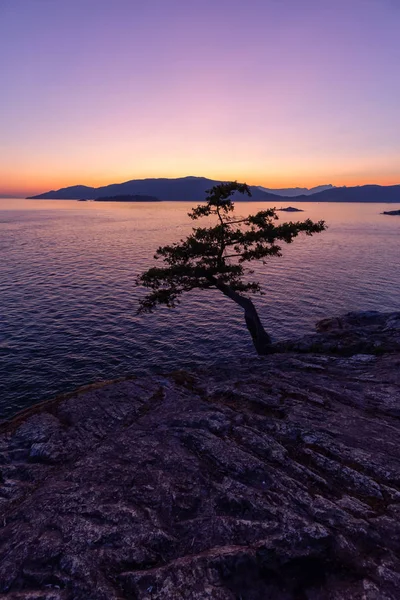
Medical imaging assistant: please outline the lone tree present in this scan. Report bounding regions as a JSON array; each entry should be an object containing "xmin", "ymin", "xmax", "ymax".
[{"xmin": 137, "ymin": 182, "xmax": 326, "ymax": 354}]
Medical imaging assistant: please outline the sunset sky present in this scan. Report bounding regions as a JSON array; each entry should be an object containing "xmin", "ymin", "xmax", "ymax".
[{"xmin": 1, "ymin": 0, "xmax": 399, "ymax": 196}]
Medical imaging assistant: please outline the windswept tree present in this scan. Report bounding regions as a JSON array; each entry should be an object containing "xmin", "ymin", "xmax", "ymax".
[{"xmin": 137, "ymin": 182, "xmax": 326, "ymax": 354}]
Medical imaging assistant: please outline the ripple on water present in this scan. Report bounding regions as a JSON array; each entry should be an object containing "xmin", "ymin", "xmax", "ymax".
[{"xmin": 0, "ymin": 199, "xmax": 399, "ymax": 417}]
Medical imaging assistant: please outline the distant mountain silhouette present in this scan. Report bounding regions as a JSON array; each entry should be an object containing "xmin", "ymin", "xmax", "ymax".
[
  {"xmin": 258, "ymin": 184, "xmax": 334, "ymax": 197},
  {"xmin": 28, "ymin": 177, "xmax": 280, "ymax": 202},
  {"xmin": 27, "ymin": 178, "xmax": 400, "ymax": 203},
  {"xmin": 292, "ymin": 185, "xmax": 400, "ymax": 203},
  {"xmin": 29, "ymin": 185, "xmax": 96, "ymax": 200}
]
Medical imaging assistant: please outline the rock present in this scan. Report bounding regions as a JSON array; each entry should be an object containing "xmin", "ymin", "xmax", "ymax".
[
  {"xmin": 275, "ymin": 311, "xmax": 400, "ymax": 355},
  {"xmin": 0, "ymin": 314, "xmax": 399, "ymax": 598},
  {"xmin": 277, "ymin": 206, "xmax": 304, "ymax": 212}
]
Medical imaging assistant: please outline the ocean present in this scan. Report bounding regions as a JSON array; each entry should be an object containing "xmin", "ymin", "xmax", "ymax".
[{"xmin": 0, "ymin": 198, "xmax": 399, "ymax": 418}]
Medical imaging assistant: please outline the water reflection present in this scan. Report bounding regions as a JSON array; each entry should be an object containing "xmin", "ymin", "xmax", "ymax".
[{"xmin": 0, "ymin": 199, "xmax": 399, "ymax": 417}]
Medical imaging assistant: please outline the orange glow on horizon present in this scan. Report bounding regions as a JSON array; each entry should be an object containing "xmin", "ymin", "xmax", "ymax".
[
  {"xmin": 2, "ymin": 1, "xmax": 399, "ymax": 199},
  {"xmin": 3, "ymin": 169, "xmax": 400, "ymax": 198}
]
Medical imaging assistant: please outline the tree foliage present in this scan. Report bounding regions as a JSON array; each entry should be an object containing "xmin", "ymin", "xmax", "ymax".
[{"xmin": 137, "ymin": 182, "xmax": 326, "ymax": 353}]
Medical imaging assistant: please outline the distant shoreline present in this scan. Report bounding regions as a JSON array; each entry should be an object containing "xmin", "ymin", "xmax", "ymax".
[
  {"xmin": 19, "ymin": 198, "xmax": 400, "ymax": 204},
  {"xmin": 94, "ymin": 194, "xmax": 161, "ymax": 203}
]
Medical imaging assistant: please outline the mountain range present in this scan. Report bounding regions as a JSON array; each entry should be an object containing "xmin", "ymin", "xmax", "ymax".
[
  {"xmin": 258, "ymin": 184, "xmax": 334, "ymax": 196},
  {"xmin": 27, "ymin": 177, "xmax": 400, "ymax": 203},
  {"xmin": 28, "ymin": 177, "xmax": 275, "ymax": 201}
]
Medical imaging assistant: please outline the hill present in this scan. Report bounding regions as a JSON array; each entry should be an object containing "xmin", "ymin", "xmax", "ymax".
[
  {"xmin": 30, "ymin": 185, "xmax": 97, "ymax": 199},
  {"xmin": 293, "ymin": 184, "xmax": 400, "ymax": 202},
  {"xmin": 258, "ymin": 184, "xmax": 334, "ymax": 196},
  {"xmin": 28, "ymin": 177, "xmax": 281, "ymax": 202},
  {"xmin": 27, "ymin": 178, "xmax": 400, "ymax": 203}
]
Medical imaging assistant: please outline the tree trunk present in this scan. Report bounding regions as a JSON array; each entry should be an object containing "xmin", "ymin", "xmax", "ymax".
[{"xmin": 207, "ymin": 276, "xmax": 272, "ymax": 355}]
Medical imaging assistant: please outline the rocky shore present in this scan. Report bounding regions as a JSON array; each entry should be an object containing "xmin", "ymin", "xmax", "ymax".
[{"xmin": 0, "ymin": 312, "xmax": 399, "ymax": 599}]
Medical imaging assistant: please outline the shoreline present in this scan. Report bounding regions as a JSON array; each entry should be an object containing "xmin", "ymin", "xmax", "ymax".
[
  {"xmin": 1, "ymin": 311, "xmax": 399, "ymax": 427},
  {"xmin": 0, "ymin": 311, "xmax": 399, "ymax": 598}
]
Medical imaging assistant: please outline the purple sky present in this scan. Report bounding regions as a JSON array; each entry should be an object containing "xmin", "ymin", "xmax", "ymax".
[{"xmin": 1, "ymin": 0, "xmax": 399, "ymax": 195}]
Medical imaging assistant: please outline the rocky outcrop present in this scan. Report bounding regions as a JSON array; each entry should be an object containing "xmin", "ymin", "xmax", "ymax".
[
  {"xmin": 0, "ymin": 312, "xmax": 399, "ymax": 599},
  {"xmin": 274, "ymin": 311, "xmax": 400, "ymax": 356}
]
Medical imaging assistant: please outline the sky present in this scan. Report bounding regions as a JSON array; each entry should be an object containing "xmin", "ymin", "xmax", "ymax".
[{"xmin": 0, "ymin": 0, "xmax": 399, "ymax": 196}]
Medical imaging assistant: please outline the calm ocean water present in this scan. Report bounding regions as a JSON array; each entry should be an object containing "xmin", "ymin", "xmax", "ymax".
[{"xmin": 0, "ymin": 198, "xmax": 399, "ymax": 418}]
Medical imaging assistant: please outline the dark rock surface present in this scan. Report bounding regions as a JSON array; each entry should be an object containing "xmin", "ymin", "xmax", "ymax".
[
  {"xmin": 274, "ymin": 311, "xmax": 400, "ymax": 356},
  {"xmin": 0, "ymin": 312, "xmax": 399, "ymax": 599}
]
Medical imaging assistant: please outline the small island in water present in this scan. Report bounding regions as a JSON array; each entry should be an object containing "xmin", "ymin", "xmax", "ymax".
[
  {"xmin": 382, "ymin": 209, "xmax": 400, "ymax": 215},
  {"xmin": 95, "ymin": 194, "xmax": 161, "ymax": 202},
  {"xmin": 277, "ymin": 206, "xmax": 304, "ymax": 212}
]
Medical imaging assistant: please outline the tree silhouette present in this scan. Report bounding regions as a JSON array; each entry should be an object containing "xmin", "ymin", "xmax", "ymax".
[{"xmin": 137, "ymin": 182, "xmax": 326, "ymax": 354}]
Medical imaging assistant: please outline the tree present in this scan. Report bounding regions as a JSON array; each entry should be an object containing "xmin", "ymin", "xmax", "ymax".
[{"xmin": 137, "ymin": 182, "xmax": 326, "ymax": 354}]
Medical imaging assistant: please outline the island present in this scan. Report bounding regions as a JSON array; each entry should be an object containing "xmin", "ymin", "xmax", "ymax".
[
  {"xmin": 0, "ymin": 311, "xmax": 399, "ymax": 599},
  {"xmin": 95, "ymin": 194, "xmax": 161, "ymax": 202},
  {"xmin": 277, "ymin": 206, "xmax": 304, "ymax": 212},
  {"xmin": 382, "ymin": 209, "xmax": 400, "ymax": 215},
  {"xmin": 27, "ymin": 177, "xmax": 400, "ymax": 202}
]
